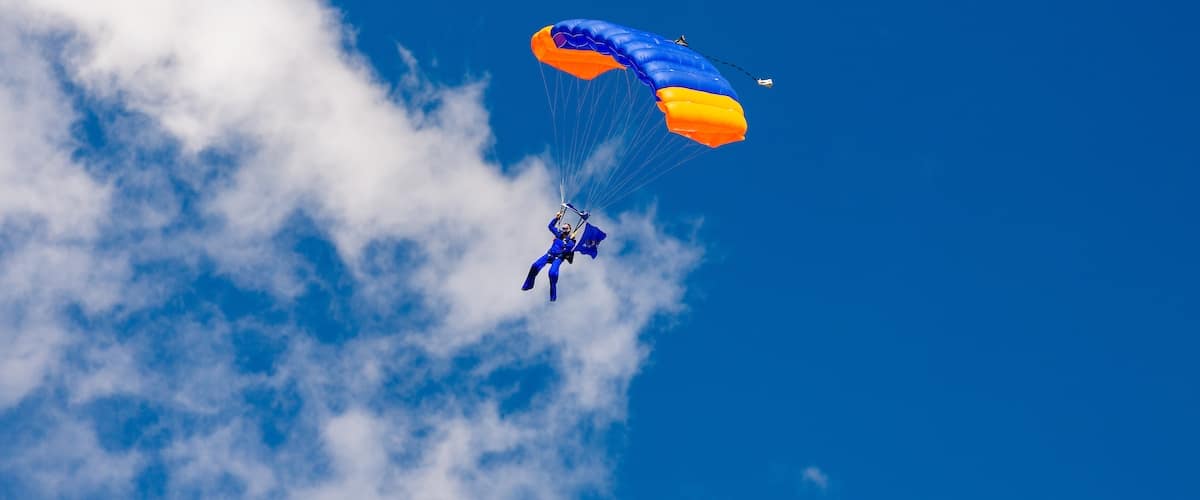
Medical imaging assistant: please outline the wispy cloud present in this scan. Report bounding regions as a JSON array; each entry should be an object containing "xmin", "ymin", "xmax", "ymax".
[
  {"xmin": 803, "ymin": 466, "xmax": 831, "ymax": 491},
  {"xmin": 0, "ymin": 0, "xmax": 701, "ymax": 498}
]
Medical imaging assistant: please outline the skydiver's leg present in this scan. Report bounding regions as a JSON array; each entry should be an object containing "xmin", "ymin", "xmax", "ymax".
[
  {"xmin": 548, "ymin": 257, "xmax": 563, "ymax": 301},
  {"xmin": 522, "ymin": 254, "xmax": 551, "ymax": 291}
]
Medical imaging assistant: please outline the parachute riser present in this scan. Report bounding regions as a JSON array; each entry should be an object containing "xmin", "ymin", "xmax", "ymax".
[{"xmin": 560, "ymin": 202, "xmax": 590, "ymax": 238}]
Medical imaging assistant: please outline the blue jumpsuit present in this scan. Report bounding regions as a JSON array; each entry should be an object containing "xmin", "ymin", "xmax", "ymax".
[{"xmin": 521, "ymin": 217, "xmax": 576, "ymax": 301}]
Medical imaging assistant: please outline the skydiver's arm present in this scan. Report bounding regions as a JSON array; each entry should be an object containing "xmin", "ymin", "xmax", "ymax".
[{"xmin": 548, "ymin": 212, "xmax": 562, "ymax": 235}]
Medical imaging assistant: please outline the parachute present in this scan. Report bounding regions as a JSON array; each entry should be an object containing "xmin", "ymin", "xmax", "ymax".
[{"xmin": 532, "ymin": 19, "xmax": 761, "ymax": 211}]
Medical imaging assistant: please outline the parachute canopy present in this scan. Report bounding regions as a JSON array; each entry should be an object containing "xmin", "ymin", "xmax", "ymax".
[{"xmin": 531, "ymin": 20, "xmax": 747, "ymax": 148}]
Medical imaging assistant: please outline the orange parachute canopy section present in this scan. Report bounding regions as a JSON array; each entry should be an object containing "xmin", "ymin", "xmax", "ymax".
[{"xmin": 531, "ymin": 21, "xmax": 747, "ymax": 148}]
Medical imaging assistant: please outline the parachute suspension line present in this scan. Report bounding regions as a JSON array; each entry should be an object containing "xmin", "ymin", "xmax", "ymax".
[
  {"xmin": 584, "ymin": 70, "xmax": 665, "ymax": 208},
  {"xmin": 551, "ymin": 66, "xmax": 567, "ymax": 190},
  {"xmin": 551, "ymin": 68, "xmax": 655, "ymax": 210},
  {"xmin": 591, "ymin": 120, "xmax": 710, "ymax": 210},
  {"xmin": 538, "ymin": 61, "xmax": 565, "ymax": 191},
  {"xmin": 572, "ymin": 70, "xmax": 613, "ymax": 198},
  {"xmin": 571, "ymin": 76, "xmax": 598, "ymax": 199},
  {"xmin": 537, "ymin": 62, "xmax": 557, "ymax": 135},
  {"xmin": 560, "ymin": 74, "xmax": 578, "ymax": 196},
  {"xmin": 592, "ymin": 69, "xmax": 648, "ymax": 205},
  {"xmin": 584, "ymin": 69, "xmax": 641, "ymax": 207},
  {"xmin": 618, "ymin": 95, "xmax": 667, "ymax": 164},
  {"xmin": 565, "ymin": 75, "xmax": 590, "ymax": 198},
  {"xmin": 593, "ymin": 97, "xmax": 683, "ymax": 204},
  {"xmin": 547, "ymin": 69, "xmax": 564, "ymax": 191},
  {"xmin": 584, "ymin": 70, "xmax": 639, "ymax": 207},
  {"xmin": 592, "ymin": 144, "xmax": 708, "ymax": 210},
  {"xmin": 589, "ymin": 74, "xmax": 711, "ymax": 207},
  {"xmin": 579, "ymin": 72, "xmax": 618, "ymax": 207},
  {"xmin": 599, "ymin": 133, "xmax": 670, "ymax": 206},
  {"xmin": 592, "ymin": 137, "xmax": 706, "ymax": 210},
  {"xmin": 570, "ymin": 75, "xmax": 601, "ymax": 199},
  {"xmin": 568, "ymin": 75, "xmax": 588, "ymax": 199},
  {"xmin": 570, "ymin": 69, "xmax": 613, "ymax": 196},
  {"xmin": 550, "ymin": 67, "xmax": 590, "ymax": 203}
]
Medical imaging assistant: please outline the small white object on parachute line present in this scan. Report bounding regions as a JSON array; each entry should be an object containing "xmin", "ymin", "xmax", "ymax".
[{"xmin": 757, "ymin": 78, "xmax": 774, "ymax": 88}]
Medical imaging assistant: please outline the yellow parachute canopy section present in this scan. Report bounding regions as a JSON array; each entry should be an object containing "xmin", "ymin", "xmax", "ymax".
[{"xmin": 531, "ymin": 22, "xmax": 747, "ymax": 148}]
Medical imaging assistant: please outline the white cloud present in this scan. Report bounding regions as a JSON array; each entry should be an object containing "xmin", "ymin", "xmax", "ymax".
[
  {"xmin": 802, "ymin": 466, "xmax": 830, "ymax": 491},
  {"xmin": 2, "ymin": 410, "xmax": 142, "ymax": 497},
  {"xmin": 0, "ymin": 0, "xmax": 703, "ymax": 498},
  {"xmin": 0, "ymin": 8, "xmax": 119, "ymax": 409},
  {"xmin": 165, "ymin": 421, "xmax": 280, "ymax": 498}
]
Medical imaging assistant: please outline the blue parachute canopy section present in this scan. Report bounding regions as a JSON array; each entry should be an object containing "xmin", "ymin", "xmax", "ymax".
[
  {"xmin": 575, "ymin": 224, "xmax": 607, "ymax": 259},
  {"xmin": 550, "ymin": 19, "xmax": 739, "ymax": 100}
]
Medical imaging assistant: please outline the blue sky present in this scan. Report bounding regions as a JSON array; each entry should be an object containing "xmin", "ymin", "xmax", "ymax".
[
  {"xmin": 1, "ymin": 1, "xmax": 1198, "ymax": 499},
  {"xmin": 341, "ymin": 1, "xmax": 1200, "ymax": 498}
]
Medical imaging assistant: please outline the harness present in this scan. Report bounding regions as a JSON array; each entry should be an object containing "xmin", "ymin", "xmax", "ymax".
[{"xmin": 547, "ymin": 234, "xmax": 576, "ymax": 263}]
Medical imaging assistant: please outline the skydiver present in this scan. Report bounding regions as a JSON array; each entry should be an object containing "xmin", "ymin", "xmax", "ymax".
[{"xmin": 521, "ymin": 209, "xmax": 577, "ymax": 302}]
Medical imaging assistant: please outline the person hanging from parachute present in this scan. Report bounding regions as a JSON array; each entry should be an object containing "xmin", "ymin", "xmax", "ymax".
[
  {"xmin": 523, "ymin": 19, "xmax": 767, "ymax": 301},
  {"xmin": 521, "ymin": 203, "xmax": 607, "ymax": 302}
]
